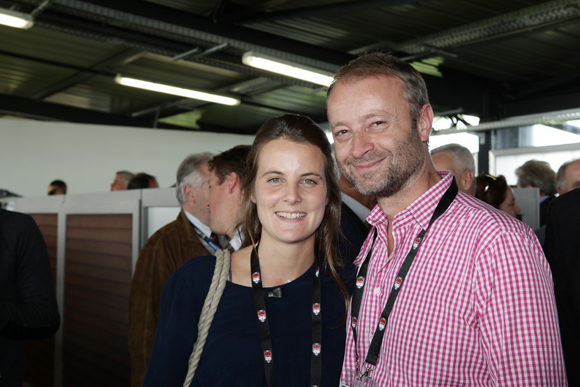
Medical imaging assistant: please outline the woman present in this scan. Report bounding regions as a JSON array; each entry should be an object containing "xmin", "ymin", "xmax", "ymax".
[
  {"xmin": 144, "ymin": 114, "xmax": 354, "ymax": 387},
  {"xmin": 475, "ymin": 173, "xmax": 521, "ymax": 218}
]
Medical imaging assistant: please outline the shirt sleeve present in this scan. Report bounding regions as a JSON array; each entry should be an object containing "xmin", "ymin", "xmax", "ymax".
[
  {"xmin": 0, "ymin": 214, "xmax": 60, "ymax": 340},
  {"xmin": 142, "ymin": 265, "xmax": 203, "ymax": 387},
  {"xmin": 476, "ymin": 227, "xmax": 567, "ymax": 386}
]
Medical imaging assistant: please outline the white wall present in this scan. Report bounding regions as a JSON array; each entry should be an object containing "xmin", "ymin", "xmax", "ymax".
[{"xmin": 0, "ymin": 118, "xmax": 255, "ymax": 197}]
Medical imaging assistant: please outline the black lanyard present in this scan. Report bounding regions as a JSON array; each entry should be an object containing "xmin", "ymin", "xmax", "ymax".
[
  {"xmin": 350, "ymin": 178, "xmax": 458, "ymax": 377},
  {"xmin": 250, "ymin": 249, "xmax": 322, "ymax": 387}
]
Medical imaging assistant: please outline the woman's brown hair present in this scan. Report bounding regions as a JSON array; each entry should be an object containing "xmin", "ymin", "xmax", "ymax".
[
  {"xmin": 475, "ymin": 173, "xmax": 509, "ymax": 210},
  {"xmin": 237, "ymin": 113, "xmax": 349, "ymax": 304}
]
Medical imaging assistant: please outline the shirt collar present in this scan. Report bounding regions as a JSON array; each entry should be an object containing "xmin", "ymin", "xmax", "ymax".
[
  {"xmin": 341, "ymin": 192, "xmax": 371, "ymax": 224},
  {"xmin": 229, "ymin": 228, "xmax": 243, "ymax": 252},
  {"xmin": 183, "ymin": 209, "xmax": 212, "ymax": 237},
  {"xmin": 367, "ymin": 171, "xmax": 454, "ymax": 231}
]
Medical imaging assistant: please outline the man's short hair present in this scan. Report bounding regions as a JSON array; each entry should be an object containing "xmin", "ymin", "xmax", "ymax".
[
  {"xmin": 555, "ymin": 159, "xmax": 579, "ymax": 192},
  {"xmin": 175, "ymin": 152, "xmax": 213, "ymax": 204},
  {"xmin": 208, "ymin": 145, "xmax": 251, "ymax": 184},
  {"xmin": 328, "ymin": 52, "xmax": 429, "ymax": 123},
  {"xmin": 116, "ymin": 170, "xmax": 135, "ymax": 185},
  {"xmin": 431, "ymin": 143, "xmax": 475, "ymax": 174},
  {"xmin": 515, "ymin": 160, "xmax": 556, "ymax": 196},
  {"xmin": 48, "ymin": 180, "xmax": 67, "ymax": 195},
  {"xmin": 128, "ymin": 173, "xmax": 155, "ymax": 190}
]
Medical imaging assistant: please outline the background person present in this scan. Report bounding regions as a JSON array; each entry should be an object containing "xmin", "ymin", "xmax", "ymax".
[
  {"xmin": 515, "ymin": 159, "xmax": 556, "ymax": 226},
  {"xmin": 555, "ymin": 158, "xmax": 580, "ymax": 195},
  {"xmin": 47, "ymin": 179, "xmax": 67, "ymax": 195},
  {"xmin": 0, "ymin": 210, "xmax": 60, "ymax": 386},
  {"xmin": 128, "ymin": 153, "xmax": 215, "ymax": 387},
  {"xmin": 128, "ymin": 173, "xmax": 159, "ymax": 189},
  {"xmin": 431, "ymin": 143, "xmax": 476, "ymax": 196},
  {"xmin": 143, "ymin": 114, "xmax": 355, "ymax": 387},
  {"xmin": 475, "ymin": 173, "xmax": 521, "ymax": 218},
  {"xmin": 110, "ymin": 170, "xmax": 134, "ymax": 191}
]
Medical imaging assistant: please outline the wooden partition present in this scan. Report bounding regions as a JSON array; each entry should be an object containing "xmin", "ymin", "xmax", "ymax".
[
  {"xmin": 62, "ymin": 214, "xmax": 133, "ymax": 387},
  {"xmin": 0, "ymin": 190, "xmax": 177, "ymax": 387}
]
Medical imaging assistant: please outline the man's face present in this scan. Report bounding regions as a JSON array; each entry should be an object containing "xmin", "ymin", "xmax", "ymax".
[
  {"xmin": 189, "ymin": 161, "xmax": 211, "ymax": 225},
  {"xmin": 111, "ymin": 174, "xmax": 127, "ymax": 191},
  {"xmin": 207, "ymin": 171, "xmax": 237, "ymax": 237},
  {"xmin": 561, "ymin": 160, "xmax": 580, "ymax": 194},
  {"xmin": 328, "ymin": 75, "xmax": 425, "ymax": 198}
]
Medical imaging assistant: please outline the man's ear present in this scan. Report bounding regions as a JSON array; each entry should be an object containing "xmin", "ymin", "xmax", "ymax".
[
  {"xmin": 461, "ymin": 169, "xmax": 474, "ymax": 192},
  {"xmin": 226, "ymin": 172, "xmax": 239, "ymax": 195},
  {"xmin": 418, "ymin": 104, "xmax": 434, "ymax": 142},
  {"xmin": 183, "ymin": 184, "xmax": 196, "ymax": 203}
]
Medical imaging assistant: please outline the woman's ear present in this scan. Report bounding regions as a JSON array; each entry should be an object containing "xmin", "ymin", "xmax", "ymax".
[{"xmin": 251, "ymin": 190, "xmax": 256, "ymax": 204}]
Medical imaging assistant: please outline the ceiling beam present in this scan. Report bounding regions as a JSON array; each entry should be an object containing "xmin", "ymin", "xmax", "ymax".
[
  {"xmin": 0, "ymin": 94, "xmax": 237, "ymax": 133},
  {"xmin": 30, "ymin": 48, "xmax": 144, "ymax": 100},
  {"xmin": 226, "ymin": 0, "xmax": 432, "ymax": 24}
]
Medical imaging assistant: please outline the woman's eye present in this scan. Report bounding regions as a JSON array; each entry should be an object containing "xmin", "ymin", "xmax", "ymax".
[
  {"xmin": 303, "ymin": 179, "xmax": 316, "ymax": 185},
  {"xmin": 268, "ymin": 177, "xmax": 282, "ymax": 183}
]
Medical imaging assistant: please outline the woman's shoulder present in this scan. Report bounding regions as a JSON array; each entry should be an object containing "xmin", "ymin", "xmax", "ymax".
[{"xmin": 165, "ymin": 255, "xmax": 218, "ymax": 294}]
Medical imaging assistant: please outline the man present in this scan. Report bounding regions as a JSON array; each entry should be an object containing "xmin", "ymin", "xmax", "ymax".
[
  {"xmin": 1, "ymin": 210, "xmax": 60, "ymax": 386},
  {"xmin": 555, "ymin": 158, "xmax": 580, "ymax": 195},
  {"xmin": 327, "ymin": 53, "xmax": 565, "ymax": 386},
  {"xmin": 515, "ymin": 159, "xmax": 557, "ymax": 227},
  {"xmin": 128, "ymin": 173, "xmax": 159, "ymax": 189},
  {"xmin": 206, "ymin": 145, "xmax": 251, "ymax": 251},
  {"xmin": 128, "ymin": 153, "xmax": 215, "ymax": 387},
  {"xmin": 431, "ymin": 143, "xmax": 476, "ymax": 196},
  {"xmin": 47, "ymin": 179, "xmax": 67, "ymax": 195},
  {"xmin": 543, "ymin": 188, "xmax": 580, "ymax": 386},
  {"xmin": 111, "ymin": 170, "xmax": 135, "ymax": 191}
]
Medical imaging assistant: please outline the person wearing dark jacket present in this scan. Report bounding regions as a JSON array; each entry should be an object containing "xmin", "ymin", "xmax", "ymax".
[{"xmin": 0, "ymin": 210, "xmax": 60, "ymax": 387}]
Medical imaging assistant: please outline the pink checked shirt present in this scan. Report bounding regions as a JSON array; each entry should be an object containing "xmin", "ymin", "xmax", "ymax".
[{"xmin": 341, "ymin": 172, "xmax": 567, "ymax": 386}]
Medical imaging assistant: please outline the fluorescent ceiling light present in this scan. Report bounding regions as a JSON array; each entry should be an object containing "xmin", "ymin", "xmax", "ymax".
[
  {"xmin": 242, "ymin": 51, "xmax": 334, "ymax": 87},
  {"xmin": 0, "ymin": 7, "xmax": 34, "ymax": 29},
  {"xmin": 115, "ymin": 75, "xmax": 240, "ymax": 106}
]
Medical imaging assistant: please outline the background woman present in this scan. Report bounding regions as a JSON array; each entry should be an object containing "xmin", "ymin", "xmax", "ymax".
[
  {"xmin": 475, "ymin": 173, "xmax": 521, "ymax": 218},
  {"xmin": 144, "ymin": 114, "xmax": 354, "ymax": 386}
]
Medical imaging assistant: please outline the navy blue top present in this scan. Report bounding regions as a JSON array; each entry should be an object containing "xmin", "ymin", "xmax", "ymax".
[{"xmin": 144, "ymin": 255, "xmax": 355, "ymax": 387}]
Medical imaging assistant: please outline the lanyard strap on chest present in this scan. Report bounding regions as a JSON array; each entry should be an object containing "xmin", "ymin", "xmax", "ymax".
[
  {"xmin": 351, "ymin": 178, "xmax": 458, "ymax": 373},
  {"xmin": 250, "ymin": 249, "xmax": 322, "ymax": 387}
]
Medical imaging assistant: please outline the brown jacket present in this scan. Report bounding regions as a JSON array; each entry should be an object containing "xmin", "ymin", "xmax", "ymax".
[{"xmin": 128, "ymin": 210, "xmax": 211, "ymax": 387}]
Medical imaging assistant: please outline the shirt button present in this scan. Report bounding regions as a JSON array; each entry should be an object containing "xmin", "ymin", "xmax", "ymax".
[{"xmin": 373, "ymin": 287, "xmax": 381, "ymax": 296}]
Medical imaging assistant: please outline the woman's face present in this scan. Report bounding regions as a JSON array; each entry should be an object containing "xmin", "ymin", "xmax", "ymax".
[
  {"xmin": 252, "ymin": 138, "xmax": 328, "ymax": 246},
  {"xmin": 498, "ymin": 186, "xmax": 521, "ymax": 218}
]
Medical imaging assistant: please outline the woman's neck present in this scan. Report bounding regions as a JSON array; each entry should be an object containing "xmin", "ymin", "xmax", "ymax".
[{"xmin": 256, "ymin": 236, "xmax": 316, "ymax": 287}]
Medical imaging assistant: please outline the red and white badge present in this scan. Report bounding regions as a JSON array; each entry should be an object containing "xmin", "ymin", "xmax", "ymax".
[
  {"xmin": 264, "ymin": 350, "xmax": 272, "ymax": 363},
  {"xmin": 356, "ymin": 276, "xmax": 365, "ymax": 289},
  {"xmin": 257, "ymin": 310, "xmax": 266, "ymax": 322},
  {"xmin": 394, "ymin": 276, "xmax": 403, "ymax": 290},
  {"xmin": 351, "ymin": 317, "xmax": 357, "ymax": 328},
  {"xmin": 312, "ymin": 343, "xmax": 321, "ymax": 356},
  {"xmin": 315, "ymin": 267, "xmax": 319, "ymax": 277},
  {"xmin": 252, "ymin": 272, "xmax": 260, "ymax": 284},
  {"xmin": 412, "ymin": 238, "xmax": 421, "ymax": 249},
  {"xmin": 312, "ymin": 303, "xmax": 320, "ymax": 316},
  {"xmin": 378, "ymin": 317, "xmax": 387, "ymax": 331}
]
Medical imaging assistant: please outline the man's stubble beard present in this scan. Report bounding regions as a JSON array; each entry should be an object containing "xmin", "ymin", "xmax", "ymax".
[{"xmin": 339, "ymin": 123, "xmax": 425, "ymax": 198}]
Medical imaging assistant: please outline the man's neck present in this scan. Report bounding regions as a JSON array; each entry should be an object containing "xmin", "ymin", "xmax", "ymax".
[{"xmin": 377, "ymin": 165, "xmax": 441, "ymax": 224}]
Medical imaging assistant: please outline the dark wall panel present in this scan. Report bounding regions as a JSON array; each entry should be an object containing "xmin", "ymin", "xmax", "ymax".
[{"xmin": 62, "ymin": 214, "xmax": 132, "ymax": 387}]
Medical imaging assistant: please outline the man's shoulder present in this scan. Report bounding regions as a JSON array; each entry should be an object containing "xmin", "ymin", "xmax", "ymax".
[
  {"xmin": 142, "ymin": 216, "xmax": 186, "ymax": 247},
  {"xmin": 450, "ymin": 192, "xmax": 532, "ymax": 237}
]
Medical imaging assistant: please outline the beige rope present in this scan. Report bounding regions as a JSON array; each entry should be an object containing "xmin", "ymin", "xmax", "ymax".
[{"xmin": 183, "ymin": 250, "xmax": 231, "ymax": 387}]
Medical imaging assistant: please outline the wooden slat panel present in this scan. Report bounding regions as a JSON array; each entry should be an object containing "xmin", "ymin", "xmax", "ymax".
[
  {"xmin": 63, "ymin": 214, "xmax": 131, "ymax": 387},
  {"xmin": 66, "ymin": 250, "xmax": 132, "ymax": 271},
  {"xmin": 66, "ymin": 239, "xmax": 132, "ymax": 258},
  {"xmin": 24, "ymin": 214, "xmax": 58, "ymax": 387},
  {"xmin": 66, "ymin": 214, "xmax": 132, "ymax": 229}
]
